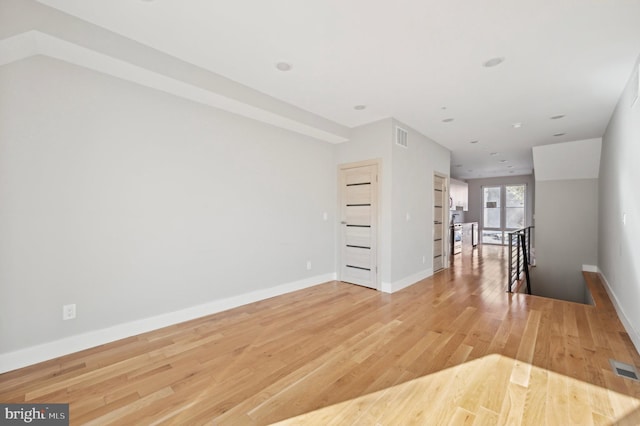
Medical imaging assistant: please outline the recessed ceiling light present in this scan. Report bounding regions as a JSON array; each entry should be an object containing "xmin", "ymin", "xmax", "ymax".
[
  {"xmin": 441, "ymin": 106, "xmax": 447, "ymax": 110},
  {"xmin": 507, "ymin": 165, "xmax": 514, "ymax": 168},
  {"xmin": 499, "ymin": 160, "xmax": 508, "ymax": 163},
  {"xmin": 275, "ymin": 62, "xmax": 292, "ymax": 71},
  {"xmin": 550, "ymin": 114, "xmax": 565, "ymax": 120},
  {"xmin": 470, "ymin": 140, "xmax": 479, "ymax": 144},
  {"xmin": 353, "ymin": 105, "xmax": 366, "ymax": 110},
  {"xmin": 442, "ymin": 118, "xmax": 454, "ymax": 123},
  {"xmin": 483, "ymin": 57, "xmax": 505, "ymax": 68},
  {"xmin": 553, "ymin": 133, "xmax": 566, "ymax": 137},
  {"xmin": 454, "ymin": 164, "xmax": 463, "ymax": 168},
  {"xmin": 467, "ymin": 169, "xmax": 473, "ymax": 172},
  {"xmin": 489, "ymin": 152, "xmax": 499, "ymax": 156},
  {"xmin": 512, "ymin": 122, "xmax": 522, "ymax": 129},
  {"xmin": 509, "ymin": 171, "xmax": 515, "ymax": 174}
]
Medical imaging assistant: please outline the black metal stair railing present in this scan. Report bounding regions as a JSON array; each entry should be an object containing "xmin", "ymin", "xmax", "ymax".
[{"xmin": 507, "ymin": 226, "xmax": 534, "ymax": 294}]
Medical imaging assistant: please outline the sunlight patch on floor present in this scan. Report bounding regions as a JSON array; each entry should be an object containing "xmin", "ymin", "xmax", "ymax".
[{"xmin": 274, "ymin": 354, "xmax": 640, "ymax": 425}]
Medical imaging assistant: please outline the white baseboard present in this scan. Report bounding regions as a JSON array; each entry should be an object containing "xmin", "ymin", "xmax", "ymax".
[
  {"xmin": 0, "ymin": 273, "xmax": 336, "ymax": 374},
  {"xmin": 582, "ymin": 264, "xmax": 599, "ymax": 272},
  {"xmin": 597, "ymin": 268, "xmax": 640, "ymax": 355},
  {"xmin": 381, "ymin": 268, "xmax": 434, "ymax": 294}
]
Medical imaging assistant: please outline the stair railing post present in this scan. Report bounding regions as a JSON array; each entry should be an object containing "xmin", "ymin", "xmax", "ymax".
[
  {"xmin": 520, "ymin": 232, "xmax": 532, "ymax": 295},
  {"xmin": 516, "ymin": 233, "xmax": 521, "ymax": 280},
  {"xmin": 508, "ymin": 232, "xmax": 513, "ymax": 292}
]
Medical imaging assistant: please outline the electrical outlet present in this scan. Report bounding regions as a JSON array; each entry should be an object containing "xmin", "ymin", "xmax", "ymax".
[
  {"xmin": 62, "ymin": 304, "xmax": 76, "ymax": 320},
  {"xmin": 306, "ymin": 261, "xmax": 312, "ymax": 270}
]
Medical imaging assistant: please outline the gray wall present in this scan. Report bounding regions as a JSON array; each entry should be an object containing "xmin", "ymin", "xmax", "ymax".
[
  {"xmin": 390, "ymin": 119, "xmax": 450, "ymax": 284},
  {"xmin": 0, "ymin": 56, "xmax": 337, "ymax": 352},
  {"xmin": 335, "ymin": 118, "xmax": 393, "ymax": 286},
  {"xmin": 0, "ymin": 56, "xmax": 453, "ymax": 357},
  {"xmin": 335, "ymin": 118, "xmax": 451, "ymax": 290},
  {"xmin": 599, "ymin": 57, "xmax": 640, "ymax": 342},
  {"xmin": 465, "ymin": 174, "xmax": 535, "ymax": 230},
  {"xmin": 532, "ymin": 179, "xmax": 599, "ymax": 303}
]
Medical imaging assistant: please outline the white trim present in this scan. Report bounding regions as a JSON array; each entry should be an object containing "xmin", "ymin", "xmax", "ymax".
[
  {"xmin": 381, "ymin": 281, "xmax": 393, "ymax": 293},
  {"xmin": 0, "ymin": 31, "xmax": 348, "ymax": 144},
  {"xmin": 382, "ymin": 269, "xmax": 433, "ymax": 294},
  {"xmin": 597, "ymin": 269, "xmax": 640, "ymax": 355},
  {"xmin": 0, "ymin": 273, "xmax": 335, "ymax": 374},
  {"xmin": 582, "ymin": 264, "xmax": 598, "ymax": 272}
]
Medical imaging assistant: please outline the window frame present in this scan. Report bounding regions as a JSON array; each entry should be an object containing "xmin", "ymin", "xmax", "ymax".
[{"xmin": 481, "ymin": 183, "xmax": 527, "ymax": 245}]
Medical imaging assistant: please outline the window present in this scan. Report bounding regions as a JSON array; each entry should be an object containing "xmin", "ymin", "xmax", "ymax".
[
  {"xmin": 482, "ymin": 184, "xmax": 527, "ymax": 245},
  {"xmin": 505, "ymin": 185, "xmax": 526, "ymax": 229}
]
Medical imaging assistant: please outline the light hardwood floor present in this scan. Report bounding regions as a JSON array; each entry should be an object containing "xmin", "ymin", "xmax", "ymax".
[{"xmin": 2, "ymin": 246, "xmax": 640, "ymax": 425}]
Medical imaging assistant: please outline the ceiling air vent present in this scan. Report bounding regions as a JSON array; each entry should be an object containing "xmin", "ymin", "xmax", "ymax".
[{"xmin": 395, "ymin": 126, "xmax": 408, "ymax": 148}]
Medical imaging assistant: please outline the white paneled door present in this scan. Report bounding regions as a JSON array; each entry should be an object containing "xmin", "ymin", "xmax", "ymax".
[
  {"xmin": 433, "ymin": 174, "xmax": 446, "ymax": 272},
  {"xmin": 339, "ymin": 162, "xmax": 379, "ymax": 289}
]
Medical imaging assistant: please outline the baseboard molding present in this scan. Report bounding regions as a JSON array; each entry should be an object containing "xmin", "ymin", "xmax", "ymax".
[
  {"xmin": 597, "ymin": 268, "xmax": 640, "ymax": 355},
  {"xmin": 0, "ymin": 273, "xmax": 336, "ymax": 374},
  {"xmin": 582, "ymin": 264, "xmax": 599, "ymax": 273},
  {"xmin": 382, "ymin": 268, "xmax": 434, "ymax": 294}
]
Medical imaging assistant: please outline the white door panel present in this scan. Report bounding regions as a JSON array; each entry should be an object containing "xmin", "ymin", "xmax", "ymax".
[
  {"xmin": 433, "ymin": 174, "xmax": 446, "ymax": 272},
  {"xmin": 346, "ymin": 184, "xmax": 372, "ymax": 205},
  {"xmin": 345, "ymin": 246, "xmax": 372, "ymax": 269},
  {"xmin": 339, "ymin": 163, "xmax": 378, "ymax": 289},
  {"xmin": 345, "ymin": 227, "xmax": 371, "ymax": 247},
  {"xmin": 345, "ymin": 206, "xmax": 371, "ymax": 226}
]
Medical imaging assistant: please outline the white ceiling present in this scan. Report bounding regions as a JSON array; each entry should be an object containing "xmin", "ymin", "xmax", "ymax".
[{"xmin": 35, "ymin": 0, "xmax": 640, "ymax": 179}]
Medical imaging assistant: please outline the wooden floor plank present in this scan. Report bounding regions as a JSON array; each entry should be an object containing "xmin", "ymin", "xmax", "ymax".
[{"xmin": 2, "ymin": 248, "xmax": 640, "ymax": 424}]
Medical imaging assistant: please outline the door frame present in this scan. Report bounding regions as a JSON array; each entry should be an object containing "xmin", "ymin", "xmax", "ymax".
[{"xmin": 338, "ymin": 159, "xmax": 381, "ymax": 291}]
